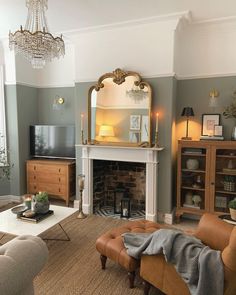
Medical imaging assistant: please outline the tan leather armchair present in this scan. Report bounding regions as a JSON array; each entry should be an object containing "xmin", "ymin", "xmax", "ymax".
[{"xmin": 140, "ymin": 213, "xmax": 236, "ymax": 295}]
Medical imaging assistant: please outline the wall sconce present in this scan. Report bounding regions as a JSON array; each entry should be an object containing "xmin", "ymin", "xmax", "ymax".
[
  {"xmin": 53, "ymin": 95, "xmax": 65, "ymax": 111},
  {"xmin": 99, "ymin": 125, "xmax": 115, "ymax": 137},
  {"xmin": 181, "ymin": 107, "xmax": 194, "ymax": 140},
  {"xmin": 209, "ymin": 89, "xmax": 219, "ymax": 107}
]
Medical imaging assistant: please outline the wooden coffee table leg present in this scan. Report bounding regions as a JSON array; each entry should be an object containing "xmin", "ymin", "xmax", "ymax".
[
  {"xmin": 100, "ymin": 255, "xmax": 107, "ymax": 269},
  {"xmin": 128, "ymin": 271, "xmax": 135, "ymax": 288},
  {"xmin": 143, "ymin": 280, "xmax": 151, "ymax": 295}
]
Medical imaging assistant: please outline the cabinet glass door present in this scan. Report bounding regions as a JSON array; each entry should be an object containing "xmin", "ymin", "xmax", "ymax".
[
  {"xmin": 180, "ymin": 147, "xmax": 207, "ymax": 211},
  {"xmin": 214, "ymin": 148, "xmax": 236, "ymax": 213}
]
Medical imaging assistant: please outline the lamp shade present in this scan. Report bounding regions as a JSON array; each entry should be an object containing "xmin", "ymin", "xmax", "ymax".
[
  {"xmin": 99, "ymin": 125, "xmax": 114, "ymax": 137},
  {"xmin": 181, "ymin": 107, "xmax": 194, "ymax": 117}
]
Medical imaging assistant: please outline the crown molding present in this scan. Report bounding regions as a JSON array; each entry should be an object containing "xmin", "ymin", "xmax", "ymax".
[
  {"xmin": 63, "ymin": 11, "xmax": 189, "ymax": 37},
  {"xmin": 176, "ymin": 72, "xmax": 236, "ymax": 80},
  {"xmin": 5, "ymin": 81, "xmax": 75, "ymax": 88}
]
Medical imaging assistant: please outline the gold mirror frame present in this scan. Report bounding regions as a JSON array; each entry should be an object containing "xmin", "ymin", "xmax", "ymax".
[{"xmin": 88, "ymin": 68, "xmax": 152, "ymax": 147}]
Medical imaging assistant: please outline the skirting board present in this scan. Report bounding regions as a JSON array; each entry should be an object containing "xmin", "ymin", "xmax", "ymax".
[{"xmin": 0, "ymin": 195, "xmax": 21, "ymax": 207}]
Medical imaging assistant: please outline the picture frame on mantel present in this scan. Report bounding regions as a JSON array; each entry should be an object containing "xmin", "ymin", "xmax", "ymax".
[{"xmin": 202, "ymin": 114, "xmax": 220, "ymax": 136}]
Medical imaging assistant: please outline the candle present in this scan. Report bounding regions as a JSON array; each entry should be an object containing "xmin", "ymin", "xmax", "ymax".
[
  {"xmin": 155, "ymin": 113, "xmax": 159, "ymax": 132},
  {"xmin": 81, "ymin": 113, "xmax": 84, "ymax": 131}
]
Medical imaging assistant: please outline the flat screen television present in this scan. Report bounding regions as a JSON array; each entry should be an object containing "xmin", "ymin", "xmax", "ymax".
[{"xmin": 30, "ymin": 125, "xmax": 75, "ymax": 159}]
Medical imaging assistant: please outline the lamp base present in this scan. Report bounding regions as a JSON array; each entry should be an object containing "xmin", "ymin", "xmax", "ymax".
[
  {"xmin": 77, "ymin": 211, "xmax": 87, "ymax": 219},
  {"xmin": 181, "ymin": 136, "xmax": 192, "ymax": 140}
]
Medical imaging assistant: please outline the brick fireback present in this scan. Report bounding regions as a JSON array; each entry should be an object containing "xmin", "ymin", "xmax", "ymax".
[{"xmin": 93, "ymin": 160, "xmax": 146, "ymax": 210}]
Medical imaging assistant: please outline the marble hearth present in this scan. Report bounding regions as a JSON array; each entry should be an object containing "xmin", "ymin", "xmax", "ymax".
[{"xmin": 77, "ymin": 145, "xmax": 163, "ymax": 221}]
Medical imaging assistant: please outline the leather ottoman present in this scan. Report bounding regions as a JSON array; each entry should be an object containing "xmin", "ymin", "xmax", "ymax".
[{"xmin": 95, "ymin": 219, "xmax": 162, "ymax": 288}]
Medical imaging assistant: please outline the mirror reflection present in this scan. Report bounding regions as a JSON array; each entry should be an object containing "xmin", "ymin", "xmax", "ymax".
[{"xmin": 88, "ymin": 69, "xmax": 152, "ymax": 146}]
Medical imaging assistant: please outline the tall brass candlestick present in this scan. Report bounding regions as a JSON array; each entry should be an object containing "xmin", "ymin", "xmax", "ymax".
[
  {"xmin": 77, "ymin": 174, "xmax": 86, "ymax": 219},
  {"xmin": 154, "ymin": 131, "xmax": 159, "ymax": 147}
]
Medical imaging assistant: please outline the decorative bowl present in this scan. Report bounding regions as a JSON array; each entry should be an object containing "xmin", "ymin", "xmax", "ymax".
[{"xmin": 11, "ymin": 205, "xmax": 28, "ymax": 217}]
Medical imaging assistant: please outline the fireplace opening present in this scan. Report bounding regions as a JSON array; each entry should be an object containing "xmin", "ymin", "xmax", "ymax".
[{"xmin": 93, "ymin": 160, "xmax": 146, "ymax": 219}]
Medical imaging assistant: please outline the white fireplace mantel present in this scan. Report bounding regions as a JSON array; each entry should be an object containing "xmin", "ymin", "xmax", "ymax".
[{"xmin": 76, "ymin": 144, "xmax": 164, "ymax": 221}]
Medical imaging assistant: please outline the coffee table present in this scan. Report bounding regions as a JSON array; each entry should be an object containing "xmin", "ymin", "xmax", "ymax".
[{"xmin": 0, "ymin": 205, "xmax": 78, "ymax": 242}]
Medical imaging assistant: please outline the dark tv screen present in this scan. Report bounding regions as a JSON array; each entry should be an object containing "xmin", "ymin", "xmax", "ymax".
[{"xmin": 30, "ymin": 125, "xmax": 75, "ymax": 159}]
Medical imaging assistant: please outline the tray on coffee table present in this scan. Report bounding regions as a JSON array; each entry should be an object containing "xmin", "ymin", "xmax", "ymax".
[{"xmin": 19, "ymin": 210, "xmax": 54, "ymax": 223}]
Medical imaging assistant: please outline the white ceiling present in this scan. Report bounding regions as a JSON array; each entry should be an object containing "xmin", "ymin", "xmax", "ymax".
[{"xmin": 0, "ymin": 0, "xmax": 236, "ymax": 38}]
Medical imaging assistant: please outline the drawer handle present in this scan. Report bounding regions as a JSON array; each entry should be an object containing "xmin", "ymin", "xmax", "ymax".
[
  {"xmin": 34, "ymin": 166, "xmax": 36, "ymax": 170},
  {"xmin": 59, "ymin": 177, "xmax": 61, "ymax": 182},
  {"xmin": 34, "ymin": 185, "xmax": 37, "ymax": 189},
  {"xmin": 59, "ymin": 188, "xmax": 61, "ymax": 193},
  {"xmin": 59, "ymin": 168, "xmax": 61, "ymax": 173},
  {"xmin": 34, "ymin": 175, "xmax": 36, "ymax": 180}
]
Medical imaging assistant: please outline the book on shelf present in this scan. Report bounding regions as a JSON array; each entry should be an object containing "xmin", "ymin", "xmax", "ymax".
[
  {"xmin": 222, "ymin": 168, "xmax": 236, "ymax": 174},
  {"xmin": 218, "ymin": 214, "xmax": 236, "ymax": 225},
  {"xmin": 183, "ymin": 148, "xmax": 203, "ymax": 154},
  {"xmin": 19, "ymin": 210, "xmax": 54, "ymax": 223},
  {"xmin": 183, "ymin": 203, "xmax": 200, "ymax": 210},
  {"xmin": 200, "ymin": 135, "xmax": 224, "ymax": 141}
]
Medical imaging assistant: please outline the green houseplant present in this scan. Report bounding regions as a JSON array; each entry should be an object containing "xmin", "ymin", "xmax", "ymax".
[
  {"xmin": 228, "ymin": 198, "xmax": 236, "ymax": 220},
  {"xmin": 223, "ymin": 91, "xmax": 236, "ymax": 140},
  {"xmin": 34, "ymin": 191, "xmax": 50, "ymax": 214},
  {"xmin": 0, "ymin": 134, "xmax": 11, "ymax": 180}
]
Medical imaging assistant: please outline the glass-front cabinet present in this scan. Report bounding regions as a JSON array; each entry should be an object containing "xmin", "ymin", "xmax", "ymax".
[
  {"xmin": 176, "ymin": 140, "xmax": 236, "ymax": 220},
  {"xmin": 211, "ymin": 146, "xmax": 236, "ymax": 214}
]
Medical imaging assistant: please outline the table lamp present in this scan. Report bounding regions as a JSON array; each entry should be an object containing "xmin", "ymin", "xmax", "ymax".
[
  {"xmin": 99, "ymin": 125, "xmax": 114, "ymax": 137},
  {"xmin": 181, "ymin": 107, "xmax": 194, "ymax": 140}
]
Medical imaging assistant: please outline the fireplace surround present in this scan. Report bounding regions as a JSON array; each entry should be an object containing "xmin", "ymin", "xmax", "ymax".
[{"xmin": 77, "ymin": 144, "xmax": 163, "ymax": 221}]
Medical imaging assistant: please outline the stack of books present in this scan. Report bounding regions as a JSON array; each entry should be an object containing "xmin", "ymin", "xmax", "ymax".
[{"xmin": 200, "ymin": 135, "xmax": 224, "ymax": 141}]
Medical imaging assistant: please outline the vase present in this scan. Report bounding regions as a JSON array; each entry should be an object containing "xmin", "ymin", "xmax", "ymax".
[
  {"xmin": 34, "ymin": 201, "xmax": 50, "ymax": 214},
  {"xmin": 231, "ymin": 126, "xmax": 236, "ymax": 140},
  {"xmin": 186, "ymin": 159, "xmax": 199, "ymax": 170},
  {"xmin": 229, "ymin": 208, "xmax": 236, "ymax": 220}
]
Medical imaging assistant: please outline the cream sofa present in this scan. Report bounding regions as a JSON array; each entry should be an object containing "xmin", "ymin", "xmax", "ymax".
[{"xmin": 0, "ymin": 235, "xmax": 48, "ymax": 295}]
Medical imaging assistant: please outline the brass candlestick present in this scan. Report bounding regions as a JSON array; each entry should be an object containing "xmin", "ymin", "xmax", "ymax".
[
  {"xmin": 81, "ymin": 130, "xmax": 85, "ymax": 145},
  {"xmin": 154, "ymin": 131, "xmax": 159, "ymax": 147},
  {"xmin": 77, "ymin": 174, "xmax": 86, "ymax": 219}
]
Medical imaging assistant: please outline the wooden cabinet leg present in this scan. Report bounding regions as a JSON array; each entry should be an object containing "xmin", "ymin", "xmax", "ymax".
[
  {"xmin": 143, "ymin": 280, "xmax": 151, "ymax": 295},
  {"xmin": 128, "ymin": 271, "xmax": 135, "ymax": 288},
  {"xmin": 100, "ymin": 255, "xmax": 107, "ymax": 269}
]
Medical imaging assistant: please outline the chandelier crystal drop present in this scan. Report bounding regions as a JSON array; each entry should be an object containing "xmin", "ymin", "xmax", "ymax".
[{"xmin": 9, "ymin": 0, "xmax": 65, "ymax": 69}]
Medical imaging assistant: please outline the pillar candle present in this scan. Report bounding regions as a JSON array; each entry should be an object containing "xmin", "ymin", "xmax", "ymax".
[
  {"xmin": 81, "ymin": 113, "xmax": 84, "ymax": 131},
  {"xmin": 155, "ymin": 113, "xmax": 159, "ymax": 132}
]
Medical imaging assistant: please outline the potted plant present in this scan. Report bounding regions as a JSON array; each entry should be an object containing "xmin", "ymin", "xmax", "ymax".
[
  {"xmin": 229, "ymin": 198, "xmax": 236, "ymax": 220},
  {"xmin": 223, "ymin": 175, "xmax": 235, "ymax": 192},
  {"xmin": 34, "ymin": 191, "xmax": 50, "ymax": 214},
  {"xmin": 0, "ymin": 134, "xmax": 12, "ymax": 180},
  {"xmin": 223, "ymin": 91, "xmax": 236, "ymax": 140}
]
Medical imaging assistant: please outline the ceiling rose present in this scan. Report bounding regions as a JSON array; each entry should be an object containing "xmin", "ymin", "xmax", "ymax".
[{"xmin": 9, "ymin": 0, "xmax": 65, "ymax": 69}]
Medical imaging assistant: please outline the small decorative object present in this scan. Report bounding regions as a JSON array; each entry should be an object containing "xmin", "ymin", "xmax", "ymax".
[
  {"xmin": 23, "ymin": 194, "xmax": 32, "ymax": 209},
  {"xmin": 11, "ymin": 205, "xmax": 28, "ymax": 218},
  {"xmin": 52, "ymin": 95, "xmax": 65, "ymax": 111},
  {"xmin": 114, "ymin": 184, "xmax": 128, "ymax": 214},
  {"xmin": 192, "ymin": 194, "xmax": 202, "ymax": 207},
  {"xmin": 223, "ymin": 175, "xmax": 235, "ymax": 192},
  {"xmin": 121, "ymin": 198, "xmax": 131, "ymax": 218},
  {"xmin": 80, "ymin": 113, "xmax": 85, "ymax": 144},
  {"xmin": 227, "ymin": 159, "xmax": 234, "ymax": 169},
  {"xmin": 34, "ymin": 192, "xmax": 50, "ymax": 214},
  {"xmin": 185, "ymin": 191, "xmax": 193, "ymax": 205},
  {"xmin": 77, "ymin": 174, "xmax": 86, "ymax": 219},
  {"xmin": 223, "ymin": 91, "xmax": 236, "ymax": 140},
  {"xmin": 192, "ymin": 175, "xmax": 203, "ymax": 189},
  {"xmin": 186, "ymin": 158, "xmax": 199, "ymax": 170},
  {"xmin": 202, "ymin": 114, "xmax": 220, "ymax": 136},
  {"xmin": 181, "ymin": 107, "xmax": 194, "ymax": 140},
  {"xmin": 23, "ymin": 210, "xmax": 36, "ymax": 218},
  {"xmin": 228, "ymin": 198, "xmax": 236, "ymax": 220},
  {"xmin": 214, "ymin": 125, "xmax": 223, "ymax": 137}
]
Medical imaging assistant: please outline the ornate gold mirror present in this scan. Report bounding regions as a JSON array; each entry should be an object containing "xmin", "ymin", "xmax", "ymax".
[{"xmin": 88, "ymin": 68, "xmax": 152, "ymax": 146}]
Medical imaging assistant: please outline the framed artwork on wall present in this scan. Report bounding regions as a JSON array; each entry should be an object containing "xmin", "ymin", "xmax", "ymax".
[
  {"xmin": 202, "ymin": 114, "xmax": 220, "ymax": 136},
  {"xmin": 214, "ymin": 125, "xmax": 223, "ymax": 137},
  {"xmin": 129, "ymin": 131, "xmax": 140, "ymax": 143},
  {"xmin": 141, "ymin": 115, "xmax": 149, "ymax": 142},
  {"xmin": 130, "ymin": 115, "xmax": 141, "ymax": 130}
]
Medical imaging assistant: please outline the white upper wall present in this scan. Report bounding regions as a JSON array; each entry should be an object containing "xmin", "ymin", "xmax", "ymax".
[{"xmin": 175, "ymin": 18, "xmax": 236, "ymax": 78}]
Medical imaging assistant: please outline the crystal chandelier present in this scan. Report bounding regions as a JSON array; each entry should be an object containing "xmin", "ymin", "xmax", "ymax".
[
  {"xmin": 126, "ymin": 84, "xmax": 148, "ymax": 103},
  {"xmin": 9, "ymin": 0, "xmax": 65, "ymax": 69}
]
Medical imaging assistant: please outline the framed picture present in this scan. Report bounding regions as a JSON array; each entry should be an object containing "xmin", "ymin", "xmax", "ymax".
[
  {"xmin": 202, "ymin": 114, "xmax": 220, "ymax": 136},
  {"xmin": 129, "ymin": 131, "xmax": 140, "ymax": 143},
  {"xmin": 214, "ymin": 125, "xmax": 223, "ymax": 137},
  {"xmin": 130, "ymin": 115, "xmax": 141, "ymax": 130},
  {"xmin": 141, "ymin": 115, "xmax": 149, "ymax": 142}
]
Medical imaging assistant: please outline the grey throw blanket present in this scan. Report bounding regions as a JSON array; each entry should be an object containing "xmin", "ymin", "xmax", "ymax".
[{"xmin": 123, "ymin": 229, "xmax": 224, "ymax": 295}]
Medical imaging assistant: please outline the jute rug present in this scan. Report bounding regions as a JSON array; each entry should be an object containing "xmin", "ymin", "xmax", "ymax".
[{"xmin": 33, "ymin": 213, "xmax": 162, "ymax": 295}]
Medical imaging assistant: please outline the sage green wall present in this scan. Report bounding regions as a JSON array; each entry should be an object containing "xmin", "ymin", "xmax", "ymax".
[
  {"xmin": 2, "ymin": 85, "xmax": 38, "ymax": 196},
  {"xmin": 177, "ymin": 76, "xmax": 236, "ymax": 140},
  {"xmin": 37, "ymin": 87, "xmax": 75, "ymax": 125},
  {"xmin": 75, "ymin": 77, "xmax": 176, "ymax": 213}
]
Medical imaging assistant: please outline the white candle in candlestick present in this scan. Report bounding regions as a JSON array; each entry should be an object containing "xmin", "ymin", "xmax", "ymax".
[
  {"xmin": 155, "ymin": 113, "xmax": 159, "ymax": 132},
  {"xmin": 81, "ymin": 113, "xmax": 84, "ymax": 131}
]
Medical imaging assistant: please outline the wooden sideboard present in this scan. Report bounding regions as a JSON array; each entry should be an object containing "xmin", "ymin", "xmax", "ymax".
[{"xmin": 26, "ymin": 159, "xmax": 76, "ymax": 206}]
